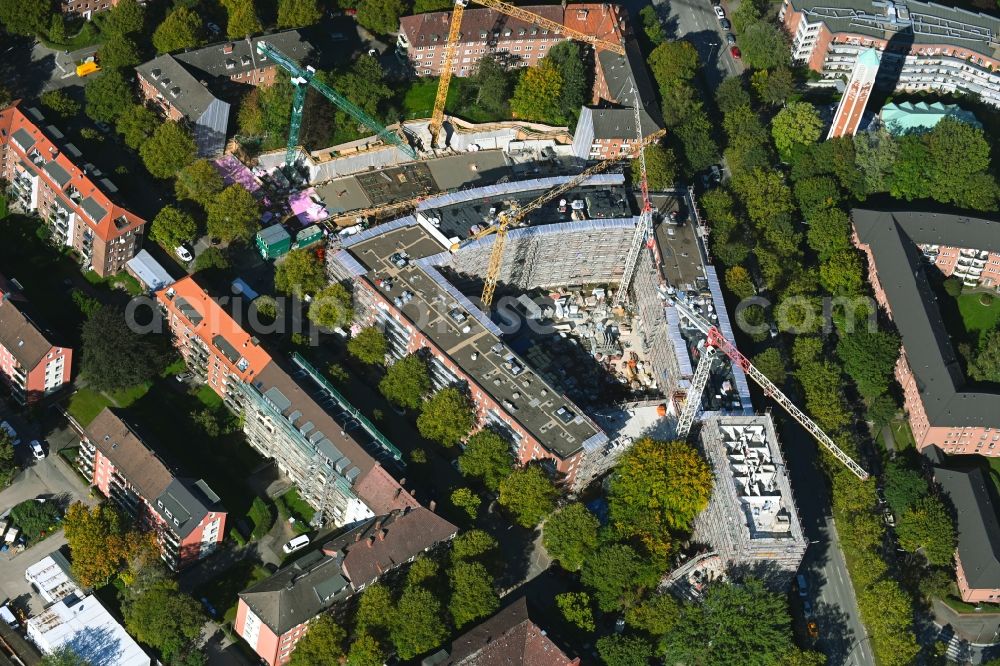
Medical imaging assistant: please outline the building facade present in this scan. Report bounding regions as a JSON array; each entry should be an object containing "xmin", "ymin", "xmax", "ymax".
[
  {"xmin": 236, "ymin": 508, "xmax": 457, "ymax": 666},
  {"xmin": 935, "ymin": 464, "xmax": 1000, "ymax": 603},
  {"xmin": 0, "ymin": 276, "xmax": 72, "ymax": 404},
  {"xmin": 77, "ymin": 408, "xmax": 226, "ymax": 569},
  {"xmin": 61, "ymin": 0, "xmax": 122, "ymax": 19},
  {"xmin": 0, "ymin": 104, "xmax": 147, "ymax": 276},
  {"xmin": 827, "ymin": 48, "xmax": 880, "ymax": 138},
  {"xmin": 169, "ymin": 31, "xmax": 314, "ymax": 89},
  {"xmin": 780, "ymin": 0, "xmax": 1000, "ymax": 107}
]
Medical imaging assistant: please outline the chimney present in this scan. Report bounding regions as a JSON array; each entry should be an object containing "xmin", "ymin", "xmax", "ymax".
[
  {"xmin": 223, "ymin": 43, "xmax": 234, "ymax": 54},
  {"xmin": 354, "ymin": 530, "xmax": 362, "ymax": 542},
  {"xmin": 378, "ymin": 529, "xmax": 387, "ymax": 541},
  {"xmin": 321, "ymin": 542, "xmax": 339, "ymax": 557},
  {"xmin": 429, "ymin": 500, "xmax": 437, "ymax": 512},
  {"xmin": 373, "ymin": 518, "xmax": 383, "ymax": 530},
  {"xmin": 393, "ymin": 486, "xmax": 402, "ymax": 499},
  {"xmin": 367, "ymin": 535, "xmax": 376, "ymax": 548}
]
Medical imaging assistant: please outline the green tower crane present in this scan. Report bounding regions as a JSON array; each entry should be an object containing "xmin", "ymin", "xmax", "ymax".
[{"xmin": 255, "ymin": 41, "xmax": 417, "ymax": 165}]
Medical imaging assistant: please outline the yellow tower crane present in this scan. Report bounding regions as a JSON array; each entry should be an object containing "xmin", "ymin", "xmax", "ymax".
[{"xmin": 428, "ymin": 0, "xmax": 627, "ymax": 147}]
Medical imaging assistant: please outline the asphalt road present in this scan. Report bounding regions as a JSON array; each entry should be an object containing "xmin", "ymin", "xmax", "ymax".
[{"xmin": 649, "ymin": 0, "xmax": 744, "ymax": 91}]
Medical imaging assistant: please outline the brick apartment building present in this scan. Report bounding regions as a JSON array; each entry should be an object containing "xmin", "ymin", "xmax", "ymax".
[
  {"xmin": 397, "ymin": 3, "xmax": 663, "ymax": 159},
  {"xmin": 853, "ymin": 209, "xmax": 1000, "ymax": 454},
  {"xmin": 779, "ymin": 0, "xmax": 1000, "ymax": 107},
  {"xmin": 77, "ymin": 408, "xmax": 226, "ymax": 569},
  {"xmin": 236, "ymin": 507, "xmax": 457, "ymax": 666},
  {"xmin": 0, "ymin": 275, "xmax": 72, "ymax": 404},
  {"xmin": 61, "ymin": 0, "xmax": 124, "ymax": 19},
  {"xmin": 156, "ymin": 275, "xmax": 273, "ymax": 405},
  {"xmin": 935, "ymin": 464, "xmax": 1000, "ymax": 603},
  {"xmin": 0, "ymin": 104, "xmax": 147, "ymax": 277}
]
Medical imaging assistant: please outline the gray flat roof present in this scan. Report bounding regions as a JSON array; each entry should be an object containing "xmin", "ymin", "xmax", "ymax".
[
  {"xmin": 853, "ymin": 209, "xmax": 1000, "ymax": 427},
  {"xmin": 175, "ymin": 30, "xmax": 314, "ymax": 81}
]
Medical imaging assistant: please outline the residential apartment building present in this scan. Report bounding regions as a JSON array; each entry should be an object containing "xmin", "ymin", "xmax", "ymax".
[
  {"xmin": 920, "ymin": 244, "xmax": 1000, "ymax": 291},
  {"xmin": 169, "ymin": 31, "xmax": 314, "ymax": 89},
  {"xmin": 853, "ymin": 209, "xmax": 1000, "ymax": 455},
  {"xmin": 61, "ymin": 0, "xmax": 124, "ymax": 19},
  {"xmin": 26, "ymin": 594, "xmax": 151, "ymax": 666},
  {"xmin": 0, "ymin": 104, "xmax": 147, "ymax": 277},
  {"xmin": 236, "ymin": 507, "xmax": 457, "ymax": 666},
  {"xmin": 136, "ymin": 55, "xmax": 230, "ymax": 157},
  {"xmin": 77, "ymin": 408, "xmax": 226, "ymax": 569},
  {"xmin": 780, "ymin": 0, "xmax": 1000, "ymax": 107},
  {"xmin": 0, "ymin": 276, "xmax": 72, "ymax": 404},
  {"xmin": 156, "ymin": 275, "xmax": 273, "ymax": 405},
  {"xmin": 693, "ymin": 415, "xmax": 807, "ymax": 575}
]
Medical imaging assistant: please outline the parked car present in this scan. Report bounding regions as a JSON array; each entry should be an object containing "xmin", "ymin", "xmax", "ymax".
[
  {"xmin": 207, "ymin": 22, "xmax": 221, "ymax": 34},
  {"xmin": 726, "ymin": 32, "xmax": 737, "ymax": 45},
  {"xmin": 175, "ymin": 245, "xmax": 194, "ymax": 263},
  {"xmin": 730, "ymin": 46, "xmax": 742, "ymax": 59},
  {"xmin": 714, "ymin": 5, "xmax": 726, "ymax": 19},
  {"xmin": 803, "ymin": 599, "xmax": 814, "ymax": 618},
  {"xmin": 282, "ymin": 534, "xmax": 311, "ymax": 554},
  {"xmin": 29, "ymin": 441, "xmax": 45, "ymax": 460},
  {"xmin": 0, "ymin": 421, "xmax": 19, "ymax": 446},
  {"xmin": 796, "ymin": 573, "xmax": 809, "ymax": 598},
  {"xmin": 720, "ymin": 18, "xmax": 731, "ymax": 30}
]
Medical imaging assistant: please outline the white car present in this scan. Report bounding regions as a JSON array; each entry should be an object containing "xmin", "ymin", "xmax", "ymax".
[
  {"xmin": 175, "ymin": 246, "xmax": 194, "ymax": 263},
  {"xmin": 29, "ymin": 440, "xmax": 45, "ymax": 460},
  {"xmin": 282, "ymin": 534, "xmax": 311, "ymax": 554},
  {"xmin": 714, "ymin": 5, "xmax": 726, "ymax": 19}
]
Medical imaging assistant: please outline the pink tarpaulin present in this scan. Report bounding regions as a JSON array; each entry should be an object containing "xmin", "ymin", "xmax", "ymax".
[
  {"xmin": 289, "ymin": 188, "xmax": 330, "ymax": 226},
  {"xmin": 213, "ymin": 155, "xmax": 262, "ymax": 194}
]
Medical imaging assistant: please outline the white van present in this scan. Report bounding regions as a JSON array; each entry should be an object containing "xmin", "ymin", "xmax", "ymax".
[{"xmin": 282, "ymin": 534, "xmax": 311, "ymax": 554}]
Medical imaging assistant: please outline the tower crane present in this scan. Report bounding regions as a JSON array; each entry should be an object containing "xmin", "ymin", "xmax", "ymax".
[
  {"xmin": 429, "ymin": 0, "xmax": 626, "ymax": 147},
  {"xmin": 672, "ymin": 298, "xmax": 869, "ymax": 480},
  {"xmin": 256, "ymin": 41, "xmax": 417, "ymax": 166},
  {"xmin": 476, "ymin": 128, "xmax": 665, "ymax": 307}
]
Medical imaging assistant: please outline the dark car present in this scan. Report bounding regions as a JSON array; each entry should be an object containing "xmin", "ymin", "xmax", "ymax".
[
  {"xmin": 720, "ymin": 18, "xmax": 732, "ymax": 30},
  {"xmin": 726, "ymin": 32, "xmax": 737, "ymax": 45},
  {"xmin": 730, "ymin": 45, "xmax": 742, "ymax": 59}
]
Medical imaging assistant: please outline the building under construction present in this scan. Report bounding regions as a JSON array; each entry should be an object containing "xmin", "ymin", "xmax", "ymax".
[{"xmin": 693, "ymin": 415, "xmax": 807, "ymax": 575}]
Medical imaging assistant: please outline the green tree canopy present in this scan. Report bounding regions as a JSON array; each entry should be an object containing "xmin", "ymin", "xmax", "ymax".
[
  {"xmin": 82, "ymin": 305, "xmax": 163, "ymax": 391},
  {"xmin": 275, "ymin": 248, "xmax": 326, "ymax": 296},
  {"xmin": 309, "ymin": 283, "xmax": 354, "ymax": 330},
  {"xmin": 472, "ymin": 56, "xmax": 513, "ymax": 115},
  {"xmin": 451, "ymin": 529, "xmax": 498, "ymax": 561},
  {"xmin": 805, "ymin": 207, "xmax": 852, "ymax": 260},
  {"xmin": 413, "ymin": 0, "xmax": 452, "ymax": 11},
  {"xmin": 153, "ymin": 5, "xmax": 204, "ymax": 53},
  {"xmin": 546, "ymin": 41, "xmax": 587, "ymax": 127},
  {"xmin": 715, "ymin": 77, "xmax": 751, "ymax": 114},
  {"xmin": 277, "ymin": 0, "xmax": 322, "ymax": 28},
  {"xmin": 448, "ymin": 561, "xmax": 499, "ymax": 628},
  {"xmin": 0, "ymin": 0, "xmax": 53, "ymax": 36},
  {"xmin": 122, "ymin": 577, "xmax": 205, "ymax": 663},
  {"xmin": 193, "ymin": 247, "xmax": 230, "ymax": 273},
  {"xmin": 674, "ymin": 112, "xmax": 719, "ymax": 173},
  {"xmin": 347, "ymin": 633, "xmax": 385, "ymax": 666},
  {"xmin": 40, "ymin": 91, "xmax": 80, "ymax": 118},
  {"xmin": 647, "ymin": 40, "xmax": 699, "ymax": 86},
  {"xmin": 581, "ymin": 543, "xmax": 659, "ymax": 611},
  {"xmin": 596, "ymin": 635, "xmax": 653, "ymax": 666},
  {"xmin": 752, "ymin": 347, "xmax": 788, "ymax": 386},
  {"xmin": 379, "ymin": 354, "xmax": 431, "ymax": 410},
  {"xmin": 897, "ymin": 496, "xmax": 956, "ymax": 566},
  {"xmin": 542, "ymin": 503, "xmax": 599, "ymax": 571},
  {"xmin": 970, "ymin": 325, "xmax": 1000, "ymax": 383},
  {"xmin": 458, "ymin": 429, "xmax": 514, "ymax": 490},
  {"xmin": 140, "ymin": 121, "xmax": 197, "ymax": 179},
  {"xmin": 85, "ymin": 71, "xmax": 134, "ymax": 123},
  {"xmin": 355, "ymin": 583, "xmax": 393, "ymax": 637},
  {"xmin": 225, "ymin": 0, "xmax": 263, "ymax": 37},
  {"xmin": 417, "ymin": 387, "xmax": 475, "ymax": 446},
  {"xmin": 289, "ymin": 614, "xmax": 346, "ymax": 666},
  {"xmin": 752, "ymin": 66, "xmax": 795, "ymax": 106},
  {"xmin": 511, "ymin": 60, "xmax": 564, "ymax": 125},
  {"xmin": 450, "ymin": 487, "xmax": 481, "ymax": 519},
  {"xmin": 836, "ymin": 328, "xmax": 900, "ymax": 399},
  {"xmin": 639, "ymin": 5, "xmax": 665, "ymax": 46},
  {"xmin": 771, "ymin": 102, "xmax": 823, "ymax": 159},
  {"xmin": 99, "ymin": 33, "xmax": 141, "ymax": 70},
  {"xmin": 794, "ymin": 176, "xmax": 841, "ymax": 218},
  {"xmin": 625, "ymin": 593, "xmax": 680, "ymax": 637},
  {"xmin": 498, "ymin": 465, "xmax": 558, "ymax": 527},
  {"xmin": 732, "ymin": 0, "xmax": 762, "ymax": 32},
  {"xmin": 40, "ymin": 646, "xmax": 90, "ymax": 666},
  {"xmin": 389, "ymin": 585, "xmax": 449, "ymax": 660},
  {"xmin": 103, "ymin": 0, "xmax": 143, "ymax": 36},
  {"xmin": 819, "ymin": 249, "xmax": 864, "ymax": 296},
  {"xmin": 348, "ymin": 327, "xmax": 387, "ymax": 365},
  {"xmin": 724, "ymin": 265, "xmax": 756, "ymax": 299},
  {"xmin": 206, "ymin": 185, "xmax": 261, "ymax": 243},
  {"xmin": 325, "ymin": 56, "xmax": 393, "ymax": 143},
  {"xmin": 175, "ymin": 159, "xmax": 225, "ymax": 207},
  {"xmin": 739, "ymin": 22, "xmax": 791, "ymax": 70},
  {"xmin": 64, "ymin": 503, "xmax": 155, "ymax": 588},
  {"xmin": 636, "ymin": 144, "xmax": 677, "ymax": 191},
  {"xmin": 356, "ymin": 0, "xmax": 407, "ymax": 36},
  {"xmin": 556, "ymin": 591, "xmax": 595, "ymax": 631},
  {"xmin": 0, "ymin": 432, "xmax": 15, "ymax": 487},
  {"xmin": 116, "ymin": 104, "xmax": 159, "ymax": 150},
  {"xmin": 150, "ymin": 206, "xmax": 198, "ymax": 250}
]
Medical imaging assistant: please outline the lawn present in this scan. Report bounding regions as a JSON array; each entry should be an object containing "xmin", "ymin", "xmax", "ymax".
[
  {"xmin": 194, "ymin": 560, "xmax": 269, "ymax": 625},
  {"xmin": 194, "ymin": 384, "xmax": 224, "ymax": 410},
  {"xmin": 275, "ymin": 488, "xmax": 315, "ymax": 530},
  {"xmin": 886, "ymin": 419, "xmax": 916, "ymax": 451},
  {"xmin": 39, "ymin": 15, "xmax": 104, "ymax": 51},
  {"xmin": 400, "ymin": 77, "xmax": 508, "ymax": 124},
  {"xmin": 66, "ymin": 383, "xmax": 151, "ymax": 426},
  {"xmin": 84, "ymin": 270, "xmax": 143, "ymax": 297},
  {"xmin": 957, "ymin": 292, "xmax": 1000, "ymax": 338}
]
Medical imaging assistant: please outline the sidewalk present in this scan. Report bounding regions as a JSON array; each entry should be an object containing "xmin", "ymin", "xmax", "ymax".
[{"xmin": 933, "ymin": 598, "xmax": 1000, "ymax": 645}]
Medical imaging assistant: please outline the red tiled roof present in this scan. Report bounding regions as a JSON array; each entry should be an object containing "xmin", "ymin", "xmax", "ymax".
[
  {"xmin": 341, "ymin": 507, "xmax": 456, "ymax": 585},
  {"xmin": 0, "ymin": 103, "xmax": 146, "ymax": 243},
  {"xmin": 353, "ymin": 465, "xmax": 420, "ymax": 515}
]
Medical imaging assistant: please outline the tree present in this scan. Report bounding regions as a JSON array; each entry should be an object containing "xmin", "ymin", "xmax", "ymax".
[
  {"xmin": 356, "ymin": 0, "xmax": 407, "ymax": 36},
  {"xmin": 636, "ymin": 144, "xmax": 677, "ymax": 191},
  {"xmin": 715, "ymin": 77, "xmax": 751, "ymax": 114},
  {"xmin": 193, "ymin": 247, "xmax": 230, "ymax": 273},
  {"xmin": 379, "ymin": 354, "xmax": 431, "ymax": 410},
  {"xmin": 64, "ymin": 502, "xmax": 154, "ymax": 587},
  {"xmin": 546, "ymin": 41, "xmax": 587, "ymax": 127},
  {"xmin": 451, "ymin": 529, "xmax": 498, "ymax": 561},
  {"xmin": 150, "ymin": 206, "xmax": 197, "ymax": 250},
  {"xmin": 103, "ymin": 0, "xmax": 143, "ymax": 36},
  {"xmin": 639, "ymin": 5, "xmax": 665, "ymax": 46},
  {"xmin": 596, "ymin": 635, "xmax": 653, "ymax": 666},
  {"xmin": 116, "ymin": 104, "xmax": 159, "ymax": 150},
  {"xmin": 11, "ymin": 499, "xmax": 60, "ymax": 541},
  {"xmin": 41, "ymin": 646, "xmax": 90, "ymax": 666},
  {"xmin": 277, "ymin": 0, "xmax": 322, "ymax": 28},
  {"xmin": 724, "ymin": 265, "xmax": 756, "ymax": 299},
  {"xmin": 413, "ymin": 0, "xmax": 452, "ymax": 11},
  {"xmin": 153, "ymin": 5, "xmax": 204, "ymax": 53},
  {"xmin": 99, "ymin": 33, "xmax": 141, "ymax": 70},
  {"xmin": 472, "ymin": 56, "xmax": 513, "ymax": 115},
  {"xmin": 805, "ymin": 207, "xmax": 852, "ymax": 260},
  {"xmin": 674, "ymin": 113, "xmax": 719, "ymax": 173},
  {"xmin": 581, "ymin": 543, "xmax": 659, "ymax": 611},
  {"xmin": 82, "ymin": 305, "xmax": 162, "ymax": 391},
  {"xmin": 389, "ymin": 586, "xmax": 448, "ymax": 660},
  {"xmin": 40, "ymin": 91, "xmax": 80, "ymax": 118},
  {"xmin": 309, "ymin": 283, "xmax": 354, "ymax": 329},
  {"xmin": 969, "ymin": 325, "xmax": 1000, "ymax": 383},
  {"xmin": 542, "ymin": 503, "xmax": 598, "ymax": 571},
  {"xmin": 897, "ymin": 496, "xmax": 956, "ymax": 566},
  {"xmin": 836, "ymin": 328, "xmax": 900, "ymax": 399},
  {"xmin": 0, "ymin": 432, "xmax": 15, "ymax": 487},
  {"xmin": 226, "ymin": 0, "xmax": 262, "ymax": 37},
  {"xmin": 122, "ymin": 577, "xmax": 205, "ymax": 662},
  {"xmin": 175, "ymin": 159, "xmax": 225, "ymax": 206},
  {"xmin": 739, "ymin": 22, "xmax": 790, "ymax": 70},
  {"xmin": 289, "ymin": 615, "xmax": 346, "ymax": 666},
  {"xmin": 417, "ymin": 388, "xmax": 475, "ymax": 446},
  {"xmin": 608, "ymin": 438, "xmax": 712, "ymax": 556},
  {"xmin": 732, "ymin": 0, "xmax": 761, "ymax": 32},
  {"xmin": 647, "ymin": 41, "xmax": 699, "ymax": 87},
  {"xmin": 772, "ymin": 102, "xmax": 822, "ymax": 159},
  {"xmin": 274, "ymin": 248, "xmax": 326, "ymax": 296},
  {"xmin": 752, "ymin": 66, "xmax": 794, "ymax": 105},
  {"xmin": 247, "ymin": 497, "xmax": 274, "ymax": 539},
  {"xmin": 325, "ymin": 57, "xmax": 393, "ymax": 144},
  {"xmin": 733, "ymin": 168, "xmax": 793, "ymax": 228},
  {"xmin": 556, "ymin": 592, "xmax": 595, "ymax": 631},
  {"xmin": 85, "ymin": 71, "xmax": 134, "ymax": 124},
  {"xmin": 819, "ymin": 249, "xmax": 864, "ymax": 296},
  {"xmin": 206, "ymin": 185, "xmax": 261, "ymax": 243},
  {"xmin": 458, "ymin": 430, "xmax": 514, "ymax": 489},
  {"xmin": 448, "ymin": 561, "xmax": 499, "ymax": 628},
  {"xmin": 141, "ymin": 121, "xmax": 197, "ymax": 179},
  {"xmin": 347, "ymin": 633, "xmax": 385, "ymax": 666},
  {"xmin": 924, "ymin": 117, "xmax": 993, "ymax": 206},
  {"xmin": 856, "ymin": 580, "xmax": 919, "ymax": 666},
  {"xmin": 0, "ymin": 0, "xmax": 54, "ymax": 36},
  {"xmin": 348, "ymin": 327, "xmax": 387, "ymax": 365},
  {"xmin": 355, "ymin": 583, "xmax": 393, "ymax": 636},
  {"xmin": 498, "ymin": 465, "xmax": 558, "ymax": 527},
  {"xmin": 511, "ymin": 60, "xmax": 564, "ymax": 124},
  {"xmin": 451, "ymin": 487, "xmax": 481, "ymax": 519},
  {"xmin": 752, "ymin": 348, "xmax": 787, "ymax": 386},
  {"xmin": 625, "ymin": 593, "xmax": 680, "ymax": 637},
  {"xmin": 794, "ymin": 176, "xmax": 841, "ymax": 219},
  {"xmin": 662, "ymin": 578, "xmax": 796, "ymax": 665}
]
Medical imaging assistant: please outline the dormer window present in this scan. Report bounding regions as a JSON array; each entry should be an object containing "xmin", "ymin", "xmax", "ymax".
[
  {"xmin": 159, "ymin": 77, "xmax": 171, "ymax": 88},
  {"xmin": 241, "ymin": 55, "xmax": 251, "ymax": 66},
  {"xmin": 151, "ymin": 68, "xmax": 161, "ymax": 79},
  {"xmin": 226, "ymin": 59, "xmax": 236, "ymax": 69}
]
